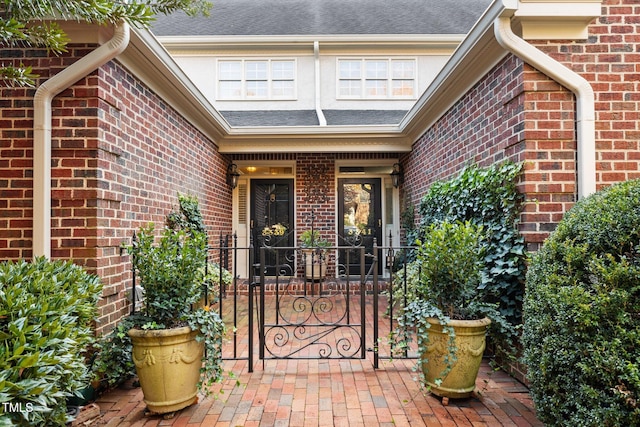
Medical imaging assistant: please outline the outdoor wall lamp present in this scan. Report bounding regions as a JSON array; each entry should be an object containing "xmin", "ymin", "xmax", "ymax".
[
  {"xmin": 390, "ymin": 163, "xmax": 403, "ymax": 188},
  {"xmin": 227, "ymin": 163, "xmax": 240, "ymax": 189}
]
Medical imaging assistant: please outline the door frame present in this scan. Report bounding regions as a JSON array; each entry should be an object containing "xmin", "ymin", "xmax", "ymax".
[
  {"xmin": 337, "ymin": 177, "xmax": 383, "ymax": 276},
  {"xmin": 250, "ymin": 178, "xmax": 295, "ymax": 276},
  {"xmin": 335, "ymin": 159, "xmax": 401, "ymax": 278},
  {"xmin": 231, "ymin": 161, "xmax": 296, "ymax": 279}
]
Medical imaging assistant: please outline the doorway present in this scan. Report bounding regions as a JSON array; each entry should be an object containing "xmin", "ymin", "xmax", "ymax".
[
  {"xmin": 338, "ymin": 178, "xmax": 382, "ymax": 276},
  {"xmin": 250, "ymin": 179, "xmax": 294, "ymax": 276}
]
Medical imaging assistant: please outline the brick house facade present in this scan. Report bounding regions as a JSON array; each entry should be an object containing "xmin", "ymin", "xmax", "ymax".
[
  {"xmin": 403, "ymin": 0, "xmax": 639, "ymax": 252},
  {"xmin": 1, "ymin": 40, "xmax": 232, "ymax": 333},
  {"xmin": 1, "ymin": 0, "xmax": 639, "ymax": 333}
]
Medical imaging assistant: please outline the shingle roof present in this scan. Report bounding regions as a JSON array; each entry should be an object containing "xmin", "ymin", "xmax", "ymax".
[
  {"xmin": 152, "ymin": 0, "xmax": 492, "ymax": 36},
  {"xmin": 219, "ymin": 110, "xmax": 408, "ymax": 127},
  {"xmin": 220, "ymin": 110, "xmax": 320, "ymax": 127}
]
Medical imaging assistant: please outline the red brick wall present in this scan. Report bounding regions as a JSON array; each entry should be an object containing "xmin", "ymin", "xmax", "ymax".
[
  {"xmin": 532, "ymin": 0, "xmax": 640, "ymax": 187},
  {"xmin": 1, "ymin": 44, "xmax": 232, "ymax": 333},
  {"xmin": 1, "ymin": 86, "xmax": 35, "ymax": 260},
  {"xmin": 404, "ymin": 54, "xmax": 532, "ymax": 239},
  {"xmin": 405, "ymin": 0, "xmax": 640, "ymax": 251}
]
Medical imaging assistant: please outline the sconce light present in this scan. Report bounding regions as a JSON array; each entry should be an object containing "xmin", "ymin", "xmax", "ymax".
[
  {"xmin": 390, "ymin": 163, "xmax": 403, "ymax": 188},
  {"xmin": 227, "ymin": 163, "xmax": 240, "ymax": 189}
]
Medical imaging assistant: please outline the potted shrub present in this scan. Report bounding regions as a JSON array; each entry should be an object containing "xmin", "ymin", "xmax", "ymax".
[
  {"xmin": 299, "ymin": 229, "xmax": 331, "ymax": 279},
  {"xmin": 400, "ymin": 220, "xmax": 510, "ymax": 403},
  {"xmin": 127, "ymin": 211, "xmax": 225, "ymax": 415}
]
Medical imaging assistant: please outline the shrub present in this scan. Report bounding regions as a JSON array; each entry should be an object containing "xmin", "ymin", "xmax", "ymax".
[
  {"xmin": 417, "ymin": 162, "xmax": 526, "ymax": 324},
  {"xmin": 523, "ymin": 179, "xmax": 640, "ymax": 426},
  {"xmin": 0, "ymin": 258, "xmax": 102, "ymax": 426}
]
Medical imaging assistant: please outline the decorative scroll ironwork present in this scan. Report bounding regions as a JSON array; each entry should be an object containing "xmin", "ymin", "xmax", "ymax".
[
  {"xmin": 259, "ymin": 245, "xmax": 366, "ymax": 360},
  {"xmin": 304, "ymin": 163, "xmax": 329, "ymax": 204}
]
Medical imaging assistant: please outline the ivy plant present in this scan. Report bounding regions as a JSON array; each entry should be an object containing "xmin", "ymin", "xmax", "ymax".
[
  {"xmin": 417, "ymin": 161, "xmax": 526, "ymax": 325},
  {"xmin": 100, "ymin": 194, "xmax": 227, "ymax": 396}
]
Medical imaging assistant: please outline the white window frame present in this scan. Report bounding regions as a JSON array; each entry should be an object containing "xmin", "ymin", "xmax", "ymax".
[
  {"xmin": 217, "ymin": 59, "xmax": 297, "ymax": 100},
  {"xmin": 336, "ymin": 58, "xmax": 417, "ymax": 100}
]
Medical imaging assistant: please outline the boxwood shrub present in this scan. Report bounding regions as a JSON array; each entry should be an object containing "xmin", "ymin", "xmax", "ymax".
[
  {"xmin": 0, "ymin": 258, "xmax": 102, "ymax": 426},
  {"xmin": 523, "ymin": 179, "xmax": 640, "ymax": 425}
]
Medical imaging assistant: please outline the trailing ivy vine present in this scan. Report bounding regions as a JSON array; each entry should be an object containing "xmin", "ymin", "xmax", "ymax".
[{"xmin": 417, "ymin": 162, "xmax": 526, "ymax": 325}]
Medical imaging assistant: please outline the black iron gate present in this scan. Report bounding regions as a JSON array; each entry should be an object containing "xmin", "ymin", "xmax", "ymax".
[
  {"xmin": 254, "ymin": 237, "xmax": 418, "ymax": 367},
  {"xmin": 257, "ymin": 244, "xmax": 369, "ymax": 361},
  {"xmin": 204, "ymin": 234, "xmax": 417, "ymax": 371}
]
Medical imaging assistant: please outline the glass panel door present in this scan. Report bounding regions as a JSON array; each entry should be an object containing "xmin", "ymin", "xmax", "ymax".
[{"xmin": 338, "ymin": 178, "xmax": 382, "ymax": 276}]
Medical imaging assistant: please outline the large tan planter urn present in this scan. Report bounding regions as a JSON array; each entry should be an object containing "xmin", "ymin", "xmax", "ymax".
[
  {"xmin": 421, "ymin": 317, "xmax": 491, "ymax": 400},
  {"xmin": 128, "ymin": 326, "xmax": 203, "ymax": 414}
]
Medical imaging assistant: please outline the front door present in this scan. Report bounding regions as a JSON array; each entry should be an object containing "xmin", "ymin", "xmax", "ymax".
[
  {"xmin": 338, "ymin": 178, "xmax": 382, "ymax": 276},
  {"xmin": 251, "ymin": 179, "xmax": 294, "ymax": 276}
]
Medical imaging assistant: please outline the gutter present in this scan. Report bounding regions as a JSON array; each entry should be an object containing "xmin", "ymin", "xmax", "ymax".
[
  {"xmin": 32, "ymin": 22, "xmax": 130, "ymax": 258},
  {"xmin": 314, "ymin": 41, "xmax": 327, "ymax": 126},
  {"xmin": 494, "ymin": 15, "xmax": 596, "ymax": 199}
]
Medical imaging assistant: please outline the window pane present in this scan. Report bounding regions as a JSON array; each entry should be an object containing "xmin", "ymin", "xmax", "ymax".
[
  {"xmin": 392, "ymin": 80, "xmax": 414, "ymax": 97},
  {"xmin": 365, "ymin": 80, "xmax": 387, "ymax": 97},
  {"xmin": 219, "ymin": 81, "xmax": 242, "ymax": 98},
  {"xmin": 246, "ymin": 80, "xmax": 267, "ymax": 97},
  {"xmin": 339, "ymin": 80, "xmax": 361, "ymax": 97},
  {"xmin": 219, "ymin": 61, "xmax": 242, "ymax": 80},
  {"xmin": 391, "ymin": 60, "xmax": 415, "ymax": 79},
  {"xmin": 272, "ymin": 80, "xmax": 294, "ymax": 97},
  {"xmin": 272, "ymin": 61, "xmax": 294, "ymax": 80},
  {"xmin": 365, "ymin": 61, "xmax": 387, "ymax": 79},
  {"xmin": 246, "ymin": 61, "xmax": 268, "ymax": 80},
  {"xmin": 339, "ymin": 61, "xmax": 361, "ymax": 79}
]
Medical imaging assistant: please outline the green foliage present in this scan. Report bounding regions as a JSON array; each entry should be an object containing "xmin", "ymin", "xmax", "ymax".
[
  {"xmin": 414, "ymin": 221, "xmax": 485, "ymax": 320},
  {"xmin": 418, "ymin": 162, "xmax": 526, "ymax": 324},
  {"xmin": 0, "ymin": 258, "xmax": 102, "ymax": 426},
  {"xmin": 523, "ymin": 179, "xmax": 640, "ymax": 426},
  {"xmin": 166, "ymin": 193, "xmax": 206, "ymax": 234},
  {"xmin": 398, "ymin": 221, "xmax": 512, "ymax": 387},
  {"xmin": 201, "ymin": 262, "xmax": 233, "ymax": 303},
  {"xmin": 125, "ymin": 194, "xmax": 226, "ymax": 396},
  {"xmin": 130, "ymin": 223, "xmax": 206, "ymax": 328},
  {"xmin": 299, "ymin": 229, "xmax": 331, "ymax": 248},
  {"xmin": 1, "ymin": 0, "xmax": 212, "ymax": 87},
  {"xmin": 91, "ymin": 315, "xmax": 144, "ymax": 390},
  {"xmin": 186, "ymin": 306, "xmax": 225, "ymax": 391}
]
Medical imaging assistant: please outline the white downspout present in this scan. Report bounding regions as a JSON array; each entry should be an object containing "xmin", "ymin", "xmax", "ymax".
[
  {"xmin": 33, "ymin": 22, "xmax": 130, "ymax": 258},
  {"xmin": 494, "ymin": 16, "xmax": 596, "ymax": 199},
  {"xmin": 314, "ymin": 41, "xmax": 327, "ymax": 126}
]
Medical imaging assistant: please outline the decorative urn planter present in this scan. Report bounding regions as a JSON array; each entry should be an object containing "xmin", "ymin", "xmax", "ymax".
[
  {"xmin": 421, "ymin": 317, "xmax": 491, "ymax": 399},
  {"xmin": 128, "ymin": 326, "xmax": 204, "ymax": 414},
  {"xmin": 303, "ymin": 249, "xmax": 327, "ymax": 280}
]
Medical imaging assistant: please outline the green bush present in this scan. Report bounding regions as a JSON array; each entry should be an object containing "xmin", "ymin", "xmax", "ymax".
[
  {"xmin": 0, "ymin": 258, "xmax": 102, "ymax": 426},
  {"xmin": 417, "ymin": 162, "xmax": 526, "ymax": 324},
  {"xmin": 523, "ymin": 179, "xmax": 640, "ymax": 426}
]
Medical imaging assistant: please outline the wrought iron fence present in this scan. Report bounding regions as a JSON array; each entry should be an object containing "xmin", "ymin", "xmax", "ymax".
[{"xmin": 126, "ymin": 229, "xmax": 419, "ymax": 372}]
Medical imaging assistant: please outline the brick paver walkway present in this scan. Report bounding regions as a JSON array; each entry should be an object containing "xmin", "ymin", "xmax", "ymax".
[{"xmin": 94, "ymin": 293, "xmax": 542, "ymax": 426}]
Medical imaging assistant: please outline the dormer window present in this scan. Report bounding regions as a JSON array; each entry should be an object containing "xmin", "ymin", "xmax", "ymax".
[
  {"xmin": 337, "ymin": 58, "xmax": 416, "ymax": 99},
  {"xmin": 218, "ymin": 59, "xmax": 296, "ymax": 100}
]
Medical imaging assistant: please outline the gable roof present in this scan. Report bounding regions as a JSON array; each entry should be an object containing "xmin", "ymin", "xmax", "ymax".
[{"xmin": 152, "ymin": 0, "xmax": 492, "ymax": 36}]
